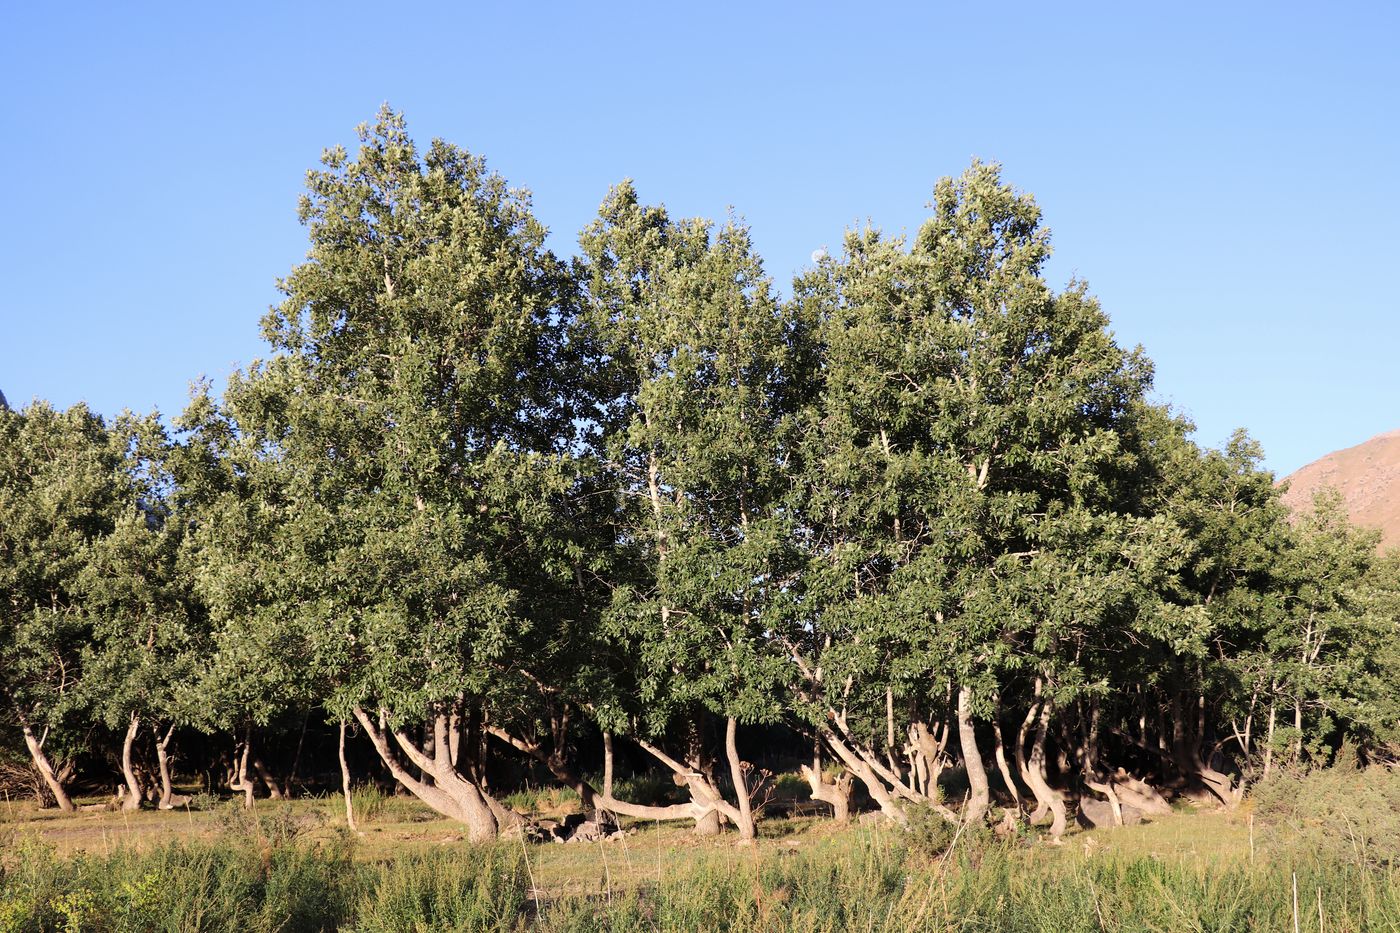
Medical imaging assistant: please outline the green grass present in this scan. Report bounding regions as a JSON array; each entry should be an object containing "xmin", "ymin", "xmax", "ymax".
[
  {"xmin": 1, "ymin": 812, "xmax": 1398, "ymax": 931},
  {"xmin": 3, "ymin": 781, "xmax": 1399, "ymax": 931}
]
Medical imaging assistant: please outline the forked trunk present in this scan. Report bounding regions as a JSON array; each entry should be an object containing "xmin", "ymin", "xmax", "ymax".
[
  {"xmin": 724, "ymin": 717, "xmax": 757, "ymax": 841},
  {"xmin": 1015, "ymin": 699, "xmax": 1048, "ymax": 824},
  {"xmin": 155, "ymin": 724, "xmax": 177, "ymax": 809},
  {"xmin": 488, "ymin": 726, "xmax": 718, "ymax": 826},
  {"xmin": 801, "ymin": 738, "xmax": 852, "ymax": 822},
  {"xmin": 956, "ymin": 686, "xmax": 990, "ymax": 825},
  {"xmin": 353, "ymin": 707, "xmax": 501, "ymax": 842},
  {"xmin": 120, "ymin": 713, "xmax": 142, "ymax": 810},
  {"xmin": 907, "ymin": 720, "xmax": 948, "ymax": 799},
  {"xmin": 1019, "ymin": 688, "xmax": 1066, "ymax": 839},
  {"xmin": 1170, "ymin": 694, "xmax": 1236, "ymax": 807},
  {"xmin": 21, "ymin": 722, "xmax": 74, "ymax": 812},
  {"xmin": 235, "ymin": 733, "xmax": 254, "ymax": 809}
]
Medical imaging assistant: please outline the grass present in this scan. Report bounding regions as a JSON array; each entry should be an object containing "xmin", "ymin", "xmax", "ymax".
[{"xmin": 2, "ymin": 786, "xmax": 1398, "ymax": 930}]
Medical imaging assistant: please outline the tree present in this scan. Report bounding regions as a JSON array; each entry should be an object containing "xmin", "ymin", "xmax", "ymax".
[
  {"xmin": 186, "ymin": 107, "xmax": 582, "ymax": 840},
  {"xmin": 77, "ymin": 413, "xmax": 205, "ymax": 809},
  {"xmin": 786, "ymin": 163, "xmax": 1157, "ymax": 836},
  {"xmin": 0, "ymin": 402, "xmax": 123, "ymax": 809},
  {"xmin": 577, "ymin": 181, "xmax": 808, "ymax": 839}
]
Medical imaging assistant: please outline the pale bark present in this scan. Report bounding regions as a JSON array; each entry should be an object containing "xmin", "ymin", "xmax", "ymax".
[
  {"xmin": 634, "ymin": 735, "xmax": 740, "ymax": 836},
  {"xmin": 120, "ymin": 713, "xmax": 142, "ymax": 810},
  {"xmin": 801, "ymin": 739, "xmax": 851, "ymax": 822},
  {"xmin": 1080, "ymin": 698, "xmax": 1121, "ymax": 826},
  {"xmin": 1021, "ymin": 692, "xmax": 1066, "ymax": 838},
  {"xmin": 21, "ymin": 722, "xmax": 74, "ymax": 812},
  {"xmin": 339, "ymin": 720, "xmax": 357, "ymax": 832},
  {"xmin": 1170, "ymin": 694, "xmax": 1236, "ymax": 806},
  {"xmin": 232, "ymin": 733, "xmax": 254, "ymax": 809},
  {"xmin": 155, "ymin": 724, "xmax": 177, "ymax": 809},
  {"xmin": 1015, "ymin": 699, "xmax": 1048, "ymax": 824},
  {"xmin": 1263, "ymin": 699, "xmax": 1277, "ymax": 779},
  {"xmin": 907, "ymin": 720, "xmax": 948, "ymax": 799},
  {"xmin": 1109, "ymin": 769, "xmax": 1172, "ymax": 816},
  {"xmin": 602, "ymin": 732, "xmax": 614, "ymax": 798},
  {"xmin": 956, "ymin": 686, "xmax": 990, "ymax": 824},
  {"xmin": 486, "ymin": 725, "xmax": 703, "ymax": 823},
  {"xmin": 251, "ymin": 756, "xmax": 285, "ymax": 800},
  {"xmin": 990, "ymin": 706, "xmax": 1021, "ymax": 807},
  {"xmin": 822, "ymin": 727, "xmax": 905, "ymax": 821},
  {"xmin": 724, "ymin": 717, "xmax": 757, "ymax": 841},
  {"xmin": 353, "ymin": 707, "xmax": 501, "ymax": 842}
]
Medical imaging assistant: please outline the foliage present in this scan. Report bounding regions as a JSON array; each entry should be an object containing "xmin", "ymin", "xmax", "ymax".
[{"xmin": 1253, "ymin": 759, "xmax": 1400, "ymax": 869}]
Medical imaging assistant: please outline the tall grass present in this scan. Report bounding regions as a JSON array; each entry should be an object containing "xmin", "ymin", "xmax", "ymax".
[{"xmin": 1, "ymin": 823, "xmax": 1397, "ymax": 930}]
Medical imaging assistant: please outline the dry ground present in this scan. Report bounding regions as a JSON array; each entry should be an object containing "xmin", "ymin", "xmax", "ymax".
[{"xmin": 0, "ymin": 789, "xmax": 1251, "ymax": 901}]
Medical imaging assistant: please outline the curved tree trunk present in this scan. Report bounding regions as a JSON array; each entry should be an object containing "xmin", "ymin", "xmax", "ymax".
[
  {"xmin": 1015, "ymin": 699, "xmax": 1048, "ymax": 824},
  {"xmin": 251, "ymin": 756, "xmax": 285, "ymax": 800},
  {"xmin": 957, "ymin": 686, "xmax": 990, "ymax": 825},
  {"xmin": 155, "ymin": 724, "xmax": 177, "ymax": 809},
  {"xmin": 907, "ymin": 720, "xmax": 948, "ymax": 800},
  {"xmin": 487, "ymin": 725, "xmax": 720, "ymax": 825},
  {"xmin": 1170, "ymin": 693, "xmax": 1236, "ymax": 807},
  {"xmin": 1027, "ymin": 697, "xmax": 1067, "ymax": 839},
  {"xmin": 354, "ymin": 707, "xmax": 502, "ymax": 842},
  {"xmin": 233, "ymin": 733, "xmax": 255, "ymax": 810},
  {"xmin": 120, "ymin": 713, "xmax": 143, "ymax": 810},
  {"xmin": 21, "ymin": 722, "xmax": 74, "ymax": 812},
  {"xmin": 821, "ymin": 728, "xmax": 907, "ymax": 822},
  {"xmin": 990, "ymin": 701, "xmax": 1022, "ymax": 808},
  {"xmin": 724, "ymin": 717, "xmax": 757, "ymax": 842}
]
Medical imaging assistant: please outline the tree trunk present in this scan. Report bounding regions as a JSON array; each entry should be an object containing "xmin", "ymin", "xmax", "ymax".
[
  {"xmin": 353, "ymin": 707, "xmax": 501, "ymax": 842},
  {"xmin": 907, "ymin": 720, "xmax": 948, "ymax": 800},
  {"xmin": 120, "ymin": 713, "xmax": 143, "ymax": 810},
  {"xmin": 602, "ymin": 732, "xmax": 614, "ymax": 799},
  {"xmin": 801, "ymin": 738, "xmax": 851, "ymax": 822},
  {"xmin": 1292, "ymin": 699, "xmax": 1304, "ymax": 765},
  {"xmin": 956, "ymin": 686, "xmax": 990, "ymax": 825},
  {"xmin": 235, "ymin": 732, "xmax": 255, "ymax": 809},
  {"xmin": 339, "ymin": 720, "xmax": 357, "ymax": 832},
  {"xmin": 1016, "ymin": 699, "xmax": 1048, "ymax": 824},
  {"xmin": 251, "ymin": 756, "xmax": 285, "ymax": 800},
  {"xmin": 21, "ymin": 722, "xmax": 74, "ymax": 812},
  {"xmin": 155, "ymin": 724, "xmax": 177, "ymax": 809},
  {"xmin": 1170, "ymin": 693, "xmax": 1236, "ymax": 806},
  {"xmin": 1022, "ymin": 691, "xmax": 1066, "ymax": 839},
  {"xmin": 1081, "ymin": 698, "xmax": 1122, "ymax": 826},
  {"xmin": 487, "ymin": 726, "xmax": 712, "ymax": 825},
  {"xmin": 990, "ymin": 702, "xmax": 1021, "ymax": 807},
  {"xmin": 1263, "ymin": 699, "xmax": 1277, "ymax": 779},
  {"xmin": 724, "ymin": 717, "xmax": 757, "ymax": 841}
]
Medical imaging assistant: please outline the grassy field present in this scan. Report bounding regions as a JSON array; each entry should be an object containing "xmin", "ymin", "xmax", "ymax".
[{"xmin": 2, "ymin": 789, "xmax": 1398, "ymax": 931}]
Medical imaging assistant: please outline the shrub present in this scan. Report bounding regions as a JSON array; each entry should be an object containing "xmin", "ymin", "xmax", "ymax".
[{"xmin": 1252, "ymin": 761, "xmax": 1400, "ymax": 868}]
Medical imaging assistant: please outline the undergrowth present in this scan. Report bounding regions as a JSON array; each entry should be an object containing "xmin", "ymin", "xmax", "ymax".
[{"xmin": 1, "ymin": 819, "xmax": 1397, "ymax": 930}]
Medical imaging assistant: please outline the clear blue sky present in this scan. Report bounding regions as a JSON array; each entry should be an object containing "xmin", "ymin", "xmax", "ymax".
[{"xmin": 2, "ymin": 2, "xmax": 1395, "ymax": 476}]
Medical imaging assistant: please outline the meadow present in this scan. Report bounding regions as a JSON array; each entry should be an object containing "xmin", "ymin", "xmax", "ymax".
[{"xmin": 3, "ymin": 776, "xmax": 1398, "ymax": 932}]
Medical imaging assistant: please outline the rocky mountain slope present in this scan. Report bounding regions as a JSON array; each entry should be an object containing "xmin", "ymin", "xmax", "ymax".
[{"xmin": 1280, "ymin": 429, "xmax": 1400, "ymax": 550}]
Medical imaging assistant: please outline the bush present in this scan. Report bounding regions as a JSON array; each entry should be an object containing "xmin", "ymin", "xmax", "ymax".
[{"xmin": 1252, "ymin": 761, "xmax": 1400, "ymax": 868}]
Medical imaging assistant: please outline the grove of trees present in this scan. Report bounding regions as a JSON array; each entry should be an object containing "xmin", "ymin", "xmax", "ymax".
[{"xmin": 3, "ymin": 108, "xmax": 1397, "ymax": 843}]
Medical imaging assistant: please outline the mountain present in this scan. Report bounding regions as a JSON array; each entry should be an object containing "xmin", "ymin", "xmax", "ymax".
[{"xmin": 1280, "ymin": 429, "xmax": 1400, "ymax": 550}]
